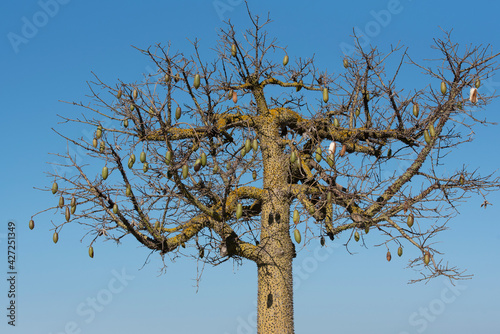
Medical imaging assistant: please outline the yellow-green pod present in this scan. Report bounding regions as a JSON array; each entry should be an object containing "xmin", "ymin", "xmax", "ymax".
[
  {"xmin": 440, "ymin": 81, "xmax": 447, "ymax": 95},
  {"xmin": 213, "ymin": 163, "xmax": 219, "ymax": 173},
  {"xmin": 130, "ymin": 104, "xmax": 135, "ymax": 111},
  {"xmin": 424, "ymin": 130, "xmax": 431, "ymax": 144},
  {"xmin": 294, "ymin": 229, "xmax": 301, "ymax": 244},
  {"xmin": 102, "ymin": 166, "xmax": 108, "ymax": 180},
  {"xmin": 175, "ymin": 106, "xmax": 181, "ymax": 120},
  {"xmin": 58, "ymin": 196, "xmax": 64, "ymax": 208},
  {"xmin": 424, "ymin": 251, "xmax": 430, "ymax": 265},
  {"xmin": 413, "ymin": 104, "xmax": 419, "ymax": 117},
  {"xmin": 89, "ymin": 246, "xmax": 94, "ymax": 258},
  {"xmin": 182, "ymin": 164, "xmax": 189, "ymax": 179},
  {"xmin": 354, "ymin": 231, "xmax": 360, "ymax": 242},
  {"xmin": 65, "ymin": 206, "xmax": 70, "ymax": 222},
  {"xmin": 333, "ymin": 118, "xmax": 339, "ymax": 127},
  {"xmin": 315, "ymin": 152, "xmax": 321, "ymax": 162},
  {"xmin": 92, "ymin": 138, "xmax": 98, "ymax": 148},
  {"xmin": 126, "ymin": 184, "xmax": 132, "ymax": 197},
  {"xmin": 140, "ymin": 151, "xmax": 146, "ymax": 163},
  {"xmin": 322, "ymin": 87, "xmax": 329, "ymax": 103},
  {"xmin": 252, "ymin": 170, "xmax": 257, "ymax": 180},
  {"xmin": 53, "ymin": 232, "xmax": 59, "ymax": 244},
  {"xmin": 143, "ymin": 162, "xmax": 148, "ymax": 173},
  {"xmin": 117, "ymin": 90, "xmax": 122, "ymax": 99},
  {"xmin": 293, "ymin": 209, "xmax": 299, "ymax": 223},
  {"xmin": 165, "ymin": 151, "xmax": 172, "ymax": 165},
  {"xmin": 123, "ymin": 119, "xmax": 129, "ymax": 128},
  {"xmin": 327, "ymin": 192, "xmax": 332, "ymax": 202},
  {"xmin": 113, "ymin": 204, "xmax": 118, "ymax": 214},
  {"xmin": 290, "ymin": 151, "xmax": 297, "ymax": 163},
  {"xmin": 99, "ymin": 141, "xmax": 105, "ymax": 153},
  {"xmin": 29, "ymin": 219, "xmax": 34, "ymax": 230},
  {"xmin": 343, "ymin": 58, "xmax": 349, "ymax": 69},
  {"xmin": 241, "ymin": 148, "xmax": 246, "ymax": 157},
  {"xmin": 164, "ymin": 74, "xmax": 170, "ymax": 83},
  {"xmin": 236, "ymin": 203, "xmax": 243, "ymax": 219},
  {"xmin": 355, "ymin": 107, "xmax": 360, "ymax": 117},
  {"xmin": 475, "ymin": 78, "xmax": 481, "ymax": 89},
  {"xmin": 133, "ymin": 89, "xmax": 138, "ymax": 99},
  {"xmin": 429, "ymin": 123, "xmax": 436, "ymax": 138},
  {"xmin": 398, "ymin": 246, "xmax": 403, "ymax": 257},
  {"xmin": 231, "ymin": 44, "xmax": 237, "ymax": 57},
  {"xmin": 52, "ymin": 182, "xmax": 58, "ymax": 194},
  {"xmin": 283, "ymin": 55, "xmax": 289, "ymax": 66},
  {"xmin": 245, "ymin": 139, "xmax": 251, "ymax": 152},
  {"xmin": 95, "ymin": 128, "xmax": 102, "ymax": 139},
  {"xmin": 194, "ymin": 74, "xmax": 200, "ymax": 89},
  {"xmin": 201, "ymin": 152, "xmax": 207, "ymax": 167},
  {"xmin": 407, "ymin": 213, "xmax": 414, "ymax": 228},
  {"xmin": 252, "ymin": 139, "xmax": 258, "ymax": 152}
]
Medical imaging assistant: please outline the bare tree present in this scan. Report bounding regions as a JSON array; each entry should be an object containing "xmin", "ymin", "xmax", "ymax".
[{"xmin": 32, "ymin": 7, "xmax": 500, "ymax": 334}]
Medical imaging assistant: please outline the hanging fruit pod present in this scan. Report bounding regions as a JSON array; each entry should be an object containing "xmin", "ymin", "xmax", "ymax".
[
  {"xmin": 333, "ymin": 118, "xmax": 339, "ymax": 127},
  {"xmin": 200, "ymin": 152, "xmax": 207, "ymax": 166},
  {"xmin": 329, "ymin": 142, "xmax": 336, "ymax": 156},
  {"xmin": 133, "ymin": 89, "xmax": 138, "ymax": 99},
  {"xmin": 113, "ymin": 204, "xmax": 118, "ymax": 214},
  {"xmin": 413, "ymin": 104, "xmax": 419, "ymax": 117},
  {"xmin": 102, "ymin": 166, "xmax": 108, "ymax": 180},
  {"xmin": 175, "ymin": 106, "xmax": 181, "ymax": 120},
  {"xmin": 99, "ymin": 141, "xmax": 105, "ymax": 153},
  {"xmin": 290, "ymin": 151, "xmax": 297, "ymax": 163},
  {"xmin": 182, "ymin": 164, "xmax": 189, "ymax": 179},
  {"xmin": 320, "ymin": 235, "xmax": 325, "ymax": 246},
  {"xmin": 459, "ymin": 174, "xmax": 465, "ymax": 185},
  {"xmin": 174, "ymin": 74, "xmax": 180, "ymax": 83},
  {"xmin": 193, "ymin": 74, "xmax": 200, "ymax": 89},
  {"xmin": 252, "ymin": 170, "xmax": 257, "ymax": 180},
  {"xmin": 326, "ymin": 156, "xmax": 334, "ymax": 168},
  {"xmin": 92, "ymin": 138, "xmax": 98, "ymax": 148},
  {"xmin": 252, "ymin": 138, "xmax": 258, "ymax": 151},
  {"xmin": 469, "ymin": 87, "xmax": 478, "ymax": 104},
  {"xmin": 52, "ymin": 182, "xmax": 58, "ymax": 194},
  {"xmin": 343, "ymin": 58, "xmax": 349, "ymax": 69},
  {"xmin": 232, "ymin": 90, "xmax": 238, "ymax": 104},
  {"xmin": 143, "ymin": 162, "xmax": 148, "ymax": 173},
  {"xmin": 397, "ymin": 246, "xmax": 403, "ymax": 257},
  {"xmin": 315, "ymin": 147, "xmax": 322, "ymax": 162},
  {"xmin": 322, "ymin": 87, "xmax": 329, "ymax": 103},
  {"xmin": 236, "ymin": 203, "xmax": 243, "ymax": 219},
  {"xmin": 241, "ymin": 147, "xmax": 246, "ymax": 157},
  {"xmin": 355, "ymin": 107, "xmax": 360, "ymax": 117},
  {"xmin": 165, "ymin": 151, "xmax": 173, "ymax": 165},
  {"xmin": 70, "ymin": 196, "xmax": 76, "ymax": 207},
  {"xmin": 293, "ymin": 209, "xmax": 300, "ymax": 224},
  {"xmin": 164, "ymin": 74, "xmax": 170, "ymax": 83},
  {"xmin": 407, "ymin": 213, "xmax": 414, "ymax": 228},
  {"xmin": 140, "ymin": 151, "xmax": 146, "ymax": 163},
  {"xmin": 340, "ymin": 144, "xmax": 347, "ymax": 157},
  {"xmin": 231, "ymin": 43, "xmax": 237, "ymax": 57},
  {"xmin": 423, "ymin": 251, "xmax": 430, "ymax": 265},
  {"xmin": 213, "ymin": 163, "xmax": 219, "ymax": 173},
  {"xmin": 126, "ymin": 184, "xmax": 132, "ymax": 197},
  {"xmin": 424, "ymin": 130, "xmax": 431, "ymax": 144},
  {"xmin": 194, "ymin": 159, "xmax": 201, "ymax": 172},
  {"xmin": 123, "ymin": 119, "xmax": 129, "ymax": 128},
  {"xmin": 29, "ymin": 219, "xmax": 34, "ymax": 230},
  {"xmin": 354, "ymin": 231, "xmax": 360, "ymax": 242},
  {"xmin": 129, "ymin": 104, "xmax": 135, "ymax": 111},
  {"xmin": 117, "ymin": 89, "xmax": 122, "ymax": 99},
  {"xmin": 429, "ymin": 123, "xmax": 436, "ymax": 138},
  {"xmin": 89, "ymin": 246, "xmax": 94, "ymax": 258},
  {"xmin": 386, "ymin": 250, "xmax": 392, "ymax": 262},
  {"xmin": 58, "ymin": 196, "xmax": 64, "ymax": 208},
  {"xmin": 475, "ymin": 78, "xmax": 481, "ymax": 89},
  {"xmin": 245, "ymin": 139, "xmax": 251, "ymax": 152},
  {"xmin": 65, "ymin": 206, "xmax": 70, "ymax": 222},
  {"xmin": 440, "ymin": 81, "xmax": 447, "ymax": 95},
  {"xmin": 95, "ymin": 127, "xmax": 102, "ymax": 139},
  {"xmin": 387, "ymin": 148, "xmax": 392, "ymax": 158},
  {"xmin": 148, "ymin": 107, "xmax": 155, "ymax": 116},
  {"xmin": 53, "ymin": 232, "xmax": 59, "ymax": 244},
  {"xmin": 293, "ymin": 229, "xmax": 301, "ymax": 244},
  {"xmin": 283, "ymin": 55, "xmax": 289, "ymax": 66}
]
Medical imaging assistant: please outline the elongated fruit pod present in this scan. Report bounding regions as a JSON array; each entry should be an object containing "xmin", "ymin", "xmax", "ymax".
[
  {"xmin": 29, "ymin": 219, "xmax": 34, "ymax": 230},
  {"xmin": 182, "ymin": 164, "xmax": 189, "ymax": 179},
  {"xmin": 95, "ymin": 128, "xmax": 102, "ymax": 139},
  {"xmin": 113, "ymin": 204, "xmax": 118, "ymax": 214},
  {"xmin": 143, "ymin": 162, "xmax": 148, "ymax": 173},
  {"xmin": 475, "ymin": 78, "xmax": 481, "ymax": 89},
  {"xmin": 123, "ymin": 119, "xmax": 128, "ymax": 128},
  {"xmin": 193, "ymin": 74, "xmax": 200, "ymax": 89},
  {"xmin": 52, "ymin": 182, "xmax": 58, "ymax": 194},
  {"xmin": 140, "ymin": 151, "xmax": 146, "ymax": 163},
  {"xmin": 53, "ymin": 232, "xmax": 59, "ymax": 244},
  {"xmin": 133, "ymin": 89, "xmax": 138, "ymax": 99},
  {"xmin": 58, "ymin": 196, "xmax": 64, "ymax": 208},
  {"xmin": 386, "ymin": 250, "xmax": 392, "ymax": 262},
  {"xmin": 117, "ymin": 90, "xmax": 122, "ymax": 98},
  {"xmin": 340, "ymin": 144, "xmax": 347, "ymax": 157},
  {"xmin": 99, "ymin": 141, "xmax": 105, "ymax": 153},
  {"xmin": 252, "ymin": 139, "xmax": 258, "ymax": 151},
  {"xmin": 165, "ymin": 151, "xmax": 172, "ymax": 165},
  {"xmin": 354, "ymin": 231, "xmax": 360, "ymax": 242},
  {"xmin": 126, "ymin": 184, "xmax": 132, "ymax": 197},
  {"xmin": 294, "ymin": 229, "xmax": 301, "ymax": 244},
  {"xmin": 293, "ymin": 209, "xmax": 300, "ymax": 223},
  {"xmin": 93, "ymin": 138, "xmax": 98, "ymax": 148},
  {"xmin": 398, "ymin": 246, "xmax": 403, "ymax": 257},
  {"xmin": 236, "ymin": 203, "xmax": 243, "ymax": 219},
  {"xmin": 65, "ymin": 206, "xmax": 70, "ymax": 222},
  {"xmin": 296, "ymin": 79, "xmax": 303, "ymax": 92},
  {"xmin": 424, "ymin": 130, "xmax": 431, "ymax": 144},
  {"xmin": 333, "ymin": 118, "xmax": 339, "ymax": 127},
  {"xmin": 322, "ymin": 87, "xmax": 329, "ymax": 103},
  {"xmin": 245, "ymin": 139, "xmax": 251, "ymax": 153},
  {"xmin": 413, "ymin": 104, "xmax": 419, "ymax": 117},
  {"xmin": 231, "ymin": 43, "xmax": 237, "ymax": 57},
  {"xmin": 440, "ymin": 81, "xmax": 447, "ymax": 95},
  {"xmin": 320, "ymin": 235, "xmax": 325, "ymax": 246},
  {"xmin": 201, "ymin": 152, "xmax": 207, "ymax": 166},
  {"xmin": 327, "ymin": 192, "xmax": 332, "ymax": 202},
  {"xmin": 175, "ymin": 106, "xmax": 181, "ymax": 120},
  {"xmin": 89, "ymin": 246, "xmax": 94, "ymax": 258},
  {"xmin": 429, "ymin": 123, "xmax": 436, "ymax": 138},
  {"xmin": 424, "ymin": 251, "xmax": 430, "ymax": 265},
  {"xmin": 194, "ymin": 159, "xmax": 201, "ymax": 172},
  {"xmin": 102, "ymin": 166, "xmax": 108, "ymax": 180},
  {"xmin": 213, "ymin": 164, "xmax": 219, "ymax": 173},
  {"xmin": 283, "ymin": 55, "xmax": 289, "ymax": 66},
  {"xmin": 290, "ymin": 151, "xmax": 297, "ymax": 163},
  {"xmin": 407, "ymin": 213, "xmax": 414, "ymax": 228},
  {"xmin": 343, "ymin": 58, "xmax": 349, "ymax": 68},
  {"xmin": 252, "ymin": 170, "xmax": 257, "ymax": 180},
  {"xmin": 232, "ymin": 90, "xmax": 238, "ymax": 104},
  {"xmin": 459, "ymin": 174, "xmax": 465, "ymax": 185},
  {"xmin": 130, "ymin": 104, "xmax": 135, "ymax": 111}
]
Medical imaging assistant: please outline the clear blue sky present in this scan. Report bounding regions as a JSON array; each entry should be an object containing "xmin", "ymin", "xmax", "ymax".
[{"xmin": 1, "ymin": 1, "xmax": 500, "ymax": 333}]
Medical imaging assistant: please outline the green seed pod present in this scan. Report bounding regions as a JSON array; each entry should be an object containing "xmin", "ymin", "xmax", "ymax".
[
  {"xmin": 148, "ymin": 107, "xmax": 154, "ymax": 116},
  {"xmin": 423, "ymin": 251, "xmax": 430, "ymax": 265},
  {"xmin": 252, "ymin": 139, "xmax": 258, "ymax": 151},
  {"xmin": 440, "ymin": 81, "xmax": 447, "ymax": 95},
  {"xmin": 92, "ymin": 138, "xmax": 98, "ymax": 148},
  {"xmin": 89, "ymin": 246, "xmax": 94, "ymax": 258},
  {"xmin": 175, "ymin": 106, "xmax": 181, "ymax": 120},
  {"xmin": 53, "ymin": 232, "xmax": 59, "ymax": 244},
  {"xmin": 326, "ymin": 156, "xmax": 334, "ymax": 168},
  {"xmin": 343, "ymin": 58, "xmax": 349, "ymax": 69},
  {"xmin": 245, "ymin": 138, "xmax": 251, "ymax": 152},
  {"xmin": 194, "ymin": 159, "xmax": 201, "ymax": 172},
  {"xmin": 29, "ymin": 219, "xmax": 35, "ymax": 230},
  {"xmin": 128, "ymin": 159, "xmax": 134, "ymax": 169},
  {"xmin": 424, "ymin": 130, "xmax": 431, "ymax": 144},
  {"xmin": 95, "ymin": 128, "xmax": 102, "ymax": 139},
  {"xmin": 231, "ymin": 43, "xmax": 237, "ymax": 57},
  {"xmin": 133, "ymin": 89, "xmax": 138, "ymax": 99},
  {"xmin": 182, "ymin": 164, "xmax": 189, "ymax": 179},
  {"xmin": 459, "ymin": 174, "xmax": 465, "ymax": 185},
  {"xmin": 354, "ymin": 231, "xmax": 360, "ymax": 242},
  {"xmin": 200, "ymin": 152, "xmax": 207, "ymax": 167},
  {"xmin": 413, "ymin": 104, "xmax": 419, "ymax": 117},
  {"xmin": 294, "ymin": 229, "xmax": 301, "ymax": 244},
  {"xmin": 113, "ymin": 204, "xmax": 118, "ymax": 214},
  {"xmin": 123, "ymin": 119, "xmax": 129, "ymax": 128},
  {"xmin": 333, "ymin": 118, "xmax": 340, "ymax": 127},
  {"xmin": 293, "ymin": 209, "xmax": 299, "ymax": 223},
  {"xmin": 241, "ymin": 147, "xmax": 246, "ymax": 157},
  {"xmin": 52, "ymin": 182, "xmax": 58, "ymax": 194},
  {"xmin": 236, "ymin": 203, "xmax": 243, "ymax": 219},
  {"xmin": 282, "ymin": 54, "xmax": 289, "ymax": 66},
  {"xmin": 71, "ymin": 205, "xmax": 76, "ymax": 215},
  {"xmin": 322, "ymin": 87, "xmax": 329, "ymax": 103},
  {"xmin": 355, "ymin": 107, "xmax": 360, "ymax": 117},
  {"xmin": 290, "ymin": 151, "xmax": 297, "ymax": 163},
  {"xmin": 99, "ymin": 141, "xmax": 105, "ymax": 153},
  {"xmin": 71, "ymin": 197, "xmax": 76, "ymax": 208},
  {"xmin": 140, "ymin": 151, "xmax": 146, "ymax": 163},
  {"xmin": 475, "ymin": 78, "xmax": 481, "ymax": 89},
  {"xmin": 165, "ymin": 151, "xmax": 172, "ymax": 165},
  {"xmin": 130, "ymin": 104, "xmax": 135, "ymax": 111},
  {"xmin": 308, "ymin": 206, "xmax": 315, "ymax": 216},
  {"xmin": 65, "ymin": 206, "xmax": 70, "ymax": 222},
  {"xmin": 102, "ymin": 166, "xmax": 108, "ymax": 180},
  {"xmin": 130, "ymin": 153, "xmax": 136, "ymax": 164},
  {"xmin": 398, "ymin": 246, "xmax": 403, "ymax": 257},
  {"xmin": 143, "ymin": 162, "xmax": 148, "ymax": 173},
  {"xmin": 252, "ymin": 170, "xmax": 257, "ymax": 180},
  {"xmin": 164, "ymin": 74, "xmax": 170, "ymax": 83},
  {"xmin": 117, "ymin": 90, "xmax": 122, "ymax": 99},
  {"xmin": 407, "ymin": 213, "xmax": 414, "ymax": 228},
  {"xmin": 320, "ymin": 235, "xmax": 325, "ymax": 246},
  {"xmin": 194, "ymin": 74, "xmax": 200, "ymax": 89},
  {"xmin": 429, "ymin": 123, "xmax": 436, "ymax": 138},
  {"xmin": 58, "ymin": 196, "xmax": 64, "ymax": 208},
  {"xmin": 126, "ymin": 185, "xmax": 132, "ymax": 197},
  {"xmin": 226, "ymin": 162, "xmax": 231, "ymax": 170},
  {"xmin": 327, "ymin": 192, "xmax": 332, "ymax": 202},
  {"xmin": 213, "ymin": 164, "xmax": 219, "ymax": 173},
  {"xmin": 386, "ymin": 250, "xmax": 392, "ymax": 262},
  {"xmin": 315, "ymin": 152, "xmax": 321, "ymax": 162}
]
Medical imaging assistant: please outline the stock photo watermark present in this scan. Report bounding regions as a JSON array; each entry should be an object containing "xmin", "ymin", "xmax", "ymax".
[
  {"xmin": 7, "ymin": 0, "xmax": 72, "ymax": 54},
  {"xmin": 213, "ymin": 0, "xmax": 244, "ymax": 21},
  {"xmin": 47, "ymin": 268, "xmax": 134, "ymax": 334}
]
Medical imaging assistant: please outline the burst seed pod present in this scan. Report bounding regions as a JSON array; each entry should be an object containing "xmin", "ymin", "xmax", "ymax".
[
  {"xmin": 123, "ymin": 119, "xmax": 129, "ymax": 128},
  {"xmin": 343, "ymin": 58, "xmax": 349, "ymax": 68},
  {"xmin": 354, "ymin": 231, "xmax": 360, "ymax": 242},
  {"xmin": 407, "ymin": 213, "xmax": 414, "ymax": 228},
  {"xmin": 193, "ymin": 74, "xmax": 200, "ymax": 89},
  {"xmin": 92, "ymin": 138, "xmax": 98, "ymax": 148},
  {"xmin": 252, "ymin": 139, "xmax": 258, "ymax": 151},
  {"xmin": 58, "ymin": 196, "xmax": 64, "ymax": 208},
  {"xmin": 99, "ymin": 141, "xmax": 105, "ymax": 153},
  {"xmin": 182, "ymin": 164, "xmax": 189, "ymax": 179},
  {"xmin": 117, "ymin": 90, "xmax": 122, "ymax": 99},
  {"xmin": 333, "ymin": 118, "xmax": 340, "ymax": 127},
  {"xmin": 296, "ymin": 79, "xmax": 303, "ymax": 92},
  {"xmin": 475, "ymin": 78, "xmax": 481, "ymax": 89},
  {"xmin": 398, "ymin": 246, "xmax": 403, "ymax": 257},
  {"xmin": 143, "ymin": 163, "xmax": 148, "ymax": 173},
  {"xmin": 320, "ymin": 235, "xmax": 325, "ymax": 246},
  {"xmin": 236, "ymin": 203, "xmax": 243, "ymax": 219},
  {"xmin": 126, "ymin": 184, "xmax": 132, "ymax": 197},
  {"xmin": 470, "ymin": 87, "xmax": 478, "ymax": 104},
  {"xmin": 252, "ymin": 170, "xmax": 257, "ymax": 180},
  {"xmin": 290, "ymin": 151, "xmax": 297, "ymax": 163},
  {"xmin": 140, "ymin": 151, "xmax": 146, "ymax": 163},
  {"xmin": 293, "ymin": 209, "xmax": 300, "ymax": 224},
  {"xmin": 102, "ymin": 166, "xmax": 108, "ymax": 180},
  {"xmin": 232, "ymin": 90, "xmax": 238, "ymax": 104},
  {"xmin": 322, "ymin": 87, "xmax": 329, "ymax": 103},
  {"xmin": 245, "ymin": 139, "xmax": 251, "ymax": 152},
  {"xmin": 65, "ymin": 206, "xmax": 70, "ymax": 222},
  {"xmin": 175, "ymin": 106, "xmax": 181, "ymax": 120},
  {"xmin": 29, "ymin": 219, "xmax": 34, "ymax": 230},
  {"xmin": 200, "ymin": 152, "xmax": 207, "ymax": 167},
  {"xmin": 231, "ymin": 43, "xmax": 237, "ymax": 57},
  {"xmin": 424, "ymin": 130, "xmax": 431, "ymax": 144},
  {"xmin": 165, "ymin": 151, "xmax": 172, "ymax": 165},
  {"xmin": 113, "ymin": 204, "xmax": 118, "ymax": 214},
  {"xmin": 424, "ymin": 251, "xmax": 431, "ymax": 265},
  {"xmin": 53, "ymin": 231, "xmax": 59, "ymax": 244},
  {"xmin": 386, "ymin": 250, "xmax": 392, "ymax": 262},
  {"xmin": 283, "ymin": 55, "xmax": 289, "ymax": 66},
  {"xmin": 52, "ymin": 182, "xmax": 58, "ymax": 194},
  {"xmin": 89, "ymin": 246, "xmax": 94, "ymax": 258},
  {"xmin": 440, "ymin": 81, "xmax": 447, "ymax": 95},
  {"xmin": 194, "ymin": 159, "xmax": 201, "ymax": 172},
  {"xmin": 340, "ymin": 144, "xmax": 347, "ymax": 157},
  {"xmin": 294, "ymin": 229, "xmax": 301, "ymax": 244},
  {"xmin": 413, "ymin": 104, "xmax": 419, "ymax": 117},
  {"xmin": 429, "ymin": 123, "xmax": 436, "ymax": 138}
]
